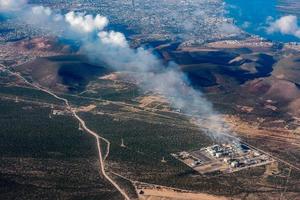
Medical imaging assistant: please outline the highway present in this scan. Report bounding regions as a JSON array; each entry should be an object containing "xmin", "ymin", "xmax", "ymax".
[{"xmin": 0, "ymin": 64, "xmax": 131, "ymax": 200}]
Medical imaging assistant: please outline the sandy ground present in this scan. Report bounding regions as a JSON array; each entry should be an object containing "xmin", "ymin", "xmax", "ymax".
[
  {"xmin": 137, "ymin": 188, "xmax": 229, "ymax": 200},
  {"xmin": 204, "ymin": 38, "xmax": 273, "ymax": 49},
  {"xmin": 224, "ymin": 115, "xmax": 300, "ymax": 146},
  {"xmin": 138, "ymin": 95, "xmax": 169, "ymax": 108},
  {"xmin": 77, "ymin": 104, "xmax": 97, "ymax": 112}
]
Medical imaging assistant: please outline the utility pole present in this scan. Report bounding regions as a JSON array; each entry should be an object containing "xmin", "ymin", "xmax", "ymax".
[
  {"xmin": 121, "ymin": 138, "xmax": 126, "ymax": 148},
  {"xmin": 49, "ymin": 104, "xmax": 54, "ymax": 119},
  {"xmin": 161, "ymin": 157, "xmax": 167, "ymax": 163},
  {"xmin": 280, "ymin": 166, "xmax": 292, "ymax": 200},
  {"xmin": 78, "ymin": 123, "xmax": 83, "ymax": 131},
  {"xmin": 132, "ymin": 87, "xmax": 135, "ymax": 99}
]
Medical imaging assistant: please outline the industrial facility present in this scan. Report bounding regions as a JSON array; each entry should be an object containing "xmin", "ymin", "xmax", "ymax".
[{"xmin": 172, "ymin": 142, "xmax": 275, "ymax": 174}]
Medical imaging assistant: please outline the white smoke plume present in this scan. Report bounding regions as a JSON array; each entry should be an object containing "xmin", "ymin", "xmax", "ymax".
[
  {"xmin": 1, "ymin": 2, "xmax": 237, "ymax": 143},
  {"xmin": 65, "ymin": 11, "xmax": 108, "ymax": 33},
  {"xmin": 31, "ymin": 6, "xmax": 52, "ymax": 16},
  {"xmin": 0, "ymin": 0, "xmax": 26, "ymax": 10},
  {"xmin": 98, "ymin": 31, "xmax": 128, "ymax": 47},
  {"xmin": 82, "ymin": 36, "xmax": 234, "ymax": 142}
]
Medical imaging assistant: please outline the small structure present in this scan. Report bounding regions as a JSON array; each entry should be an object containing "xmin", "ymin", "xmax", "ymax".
[
  {"xmin": 52, "ymin": 110, "xmax": 65, "ymax": 115},
  {"xmin": 231, "ymin": 161, "xmax": 239, "ymax": 168},
  {"xmin": 179, "ymin": 151, "xmax": 189, "ymax": 159}
]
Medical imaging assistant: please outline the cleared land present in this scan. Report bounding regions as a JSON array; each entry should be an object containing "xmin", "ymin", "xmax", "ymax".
[{"xmin": 1, "ymin": 37, "xmax": 300, "ymax": 199}]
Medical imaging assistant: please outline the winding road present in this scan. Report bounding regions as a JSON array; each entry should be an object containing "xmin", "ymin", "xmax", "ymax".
[
  {"xmin": 0, "ymin": 64, "xmax": 131, "ymax": 200},
  {"xmin": 2, "ymin": 63, "xmax": 300, "ymax": 200}
]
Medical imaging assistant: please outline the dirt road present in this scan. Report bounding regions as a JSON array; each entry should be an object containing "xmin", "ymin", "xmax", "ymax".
[{"xmin": 0, "ymin": 64, "xmax": 131, "ymax": 200}]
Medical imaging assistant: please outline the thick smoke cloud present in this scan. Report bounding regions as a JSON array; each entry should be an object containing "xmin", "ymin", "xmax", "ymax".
[
  {"xmin": 98, "ymin": 31, "xmax": 128, "ymax": 47},
  {"xmin": 31, "ymin": 6, "xmax": 52, "ymax": 16},
  {"xmin": 65, "ymin": 12, "xmax": 108, "ymax": 33},
  {"xmin": 1, "ymin": 2, "xmax": 237, "ymax": 143},
  {"xmin": 267, "ymin": 15, "xmax": 300, "ymax": 38},
  {"xmin": 83, "ymin": 37, "xmax": 233, "ymax": 142}
]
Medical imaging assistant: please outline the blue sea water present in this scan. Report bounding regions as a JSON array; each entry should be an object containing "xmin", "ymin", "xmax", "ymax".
[{"xmin": 225, "ymin": 0, "xmax": 300, "ymax": 43}]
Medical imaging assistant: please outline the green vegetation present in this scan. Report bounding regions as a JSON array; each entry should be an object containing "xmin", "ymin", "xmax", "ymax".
[
  {"xmin": 0, "ymin": 99, "xmax": 96, "ymax": 158},
  {"xmin": 0, "ymin": 85, "xmax": 63, "ymax": 105},
  {"xmin": 0, "ymin": 96, "xmax": 121, "ymax": 199},
  {"xmin": 0, "ymin": 49, "xmax": 299, "ymax": 199},
  {"xmin": 79, "ymin": 79, "xmax": 141, "ymax": 103}
]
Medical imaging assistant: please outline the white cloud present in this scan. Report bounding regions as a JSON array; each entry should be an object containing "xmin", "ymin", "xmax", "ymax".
[
  {"xmin": 98, "ymin": 31, "xmax": 128, "ymax": 47},
  {"xmin": 0, "ymin": 0, "xmax": 26, "ymax": 10},
  {"xmin": 267, "ymin": 15, "xmax": 300, "ymax": 38},
  {"xmin": 242, "ymin": 21, "xmax": 251, "ymax": 29},
  {"xmin": 65, "ymin": 11, "xmax": 108, "ymax": 33},
  {"xmin": 32, "ymin": 6, "xmax": 52, "ymax": 16}
]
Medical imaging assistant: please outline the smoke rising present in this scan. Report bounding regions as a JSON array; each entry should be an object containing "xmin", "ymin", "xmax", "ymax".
[
  {"xmin": 98, "ymin": 31, "xmax": 128, "ymax": 47},
  {"xmin": 65, "ymin": 12, "xmax": 108, "ymax": 33},
  {"xmin": 1, "ymin": 2, "xmax": 237, "ymax": 143},
  {"xmin": 82, "ymin": 39, "xmax": 234, "ymax": 142},
  {"xmin": 31, "ymin": 6, "xmax": 52, "ymax": 16}
]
